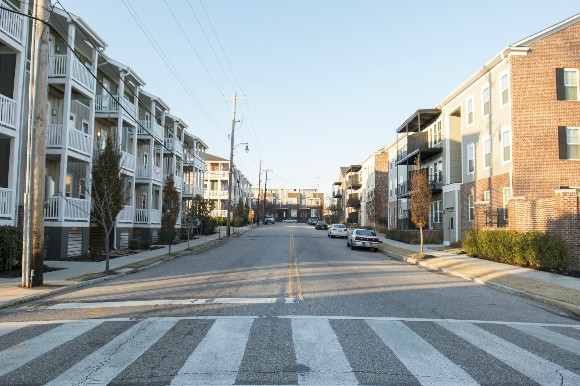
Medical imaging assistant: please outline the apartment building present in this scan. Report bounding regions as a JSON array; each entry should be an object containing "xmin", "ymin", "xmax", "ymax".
[
  {"xmin": 3, "ymin": 3, "xmax": 208, "ymax": 257},
  {"xmin": 204, "ymin": 153, "xmax": 251, "ymax": 218},
  {"xmin": 0, "ymin": 1, "xmax": 27, "ymax": 227},
  {"xmin": 389, "ymin": 14, "xmax": 580, "ymax": 268},
  {"xmin": 331, "ymin": 167, "xmax": 348, "ymax": 223},
  {"xmin": 359, "ymin": 148, "xmax": 388, "ymax": 227},
  {"xmin": 251, "ymin": 187, "xmax": 324, "ymax": 222}
]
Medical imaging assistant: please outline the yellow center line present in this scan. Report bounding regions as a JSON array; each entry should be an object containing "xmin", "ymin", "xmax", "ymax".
[
  {"xmin": 288, "ymin": 227, "xmax": 294, "ymax": 298},
  {"xmin": 287, "ymin": 226, "xmax": 304, "ymax": 300}
]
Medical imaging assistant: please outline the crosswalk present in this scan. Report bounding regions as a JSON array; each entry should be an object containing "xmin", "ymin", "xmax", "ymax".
[{"xmin": 0, "ymin": 315, "xmax": 578, "ymax": 386}]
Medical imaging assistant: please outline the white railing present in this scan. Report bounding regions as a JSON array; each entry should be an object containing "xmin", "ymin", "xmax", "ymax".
[
  {"xmin": 121, "ymin": 151, "xmax": 135, "ymax": 172},
  {"xmin": 205, "ymin": 189, "xmax": 228, "ymax": 198},
  {"xmin": 44, "ymin": 196, "xmax": 59, "ymax": 220},
  {"xmin": 0, "ymin": 187, "xmax": 12, "ymax": 218},
  {"xmin": 65, "ymin": 197, "xmax": 90, "ymax": 221},
  {"xmin": 174, "ymin": 175, "xmax": 182, "ymax": 190},
  {"xmin": 0, "ymin": 3, "xmax": 24, "ymax": 44},
  {"xmin": 71, "ymin": 56, "xmax": 94, "ymax": 91},
  {"xmin": 134, "ymin": 208, "xmax": 148, "ymax": 224},
  {"xmin": 95, "ymin": 94, "xmax": 119, "ymax": 113},
  {"xmin": 164, "ymin": 138, "xmax": 183, "ymax": 157},
  {"xmin": 150, "ymin": 209, "xmax": 161, "ymax": 224},
  {"xmin": 121, "ymin": 97, "xmax": 137, "ymax": 119},
  {"xmin": 46, "ymin": 124, "xmax": 63, "ymax": 147},
  {"xmin": 138, "ymin": 119, "xmax": 164, "ymax": 142},
  {"xmin": 183, "ymin": 184, "xmax": 194, "ymax": 195},
  {"xmin": 0, "ymin": 93, "xmax": 16, "ymax": 129},
  {"xmin": 117, "ymin": 205, "xmax": 133, "ymax": 223},
  {"xmin": 207, "ymin": 171, "xmax": 228, "ymax": 179},
  {"xmin": 136, "ymin": 164, "xmax": 150, "ymax": 179},
  {"xmin": 49, "ymin": 54, "xmax": 67, "ymax": 77},
  {"xmin": 211, "ymin": 209, "xmax": 227, "ymax": 217},
  {"xmin": 183, "ymin": 151, "xmax": 194, "ymax": 164},
  {"xmin": 68, "ymin": 129, "xmax": 91, "ymax": 156},
  {"xmin": 152, "ymin": 166, "xmax": 162, "ymax": 182}
]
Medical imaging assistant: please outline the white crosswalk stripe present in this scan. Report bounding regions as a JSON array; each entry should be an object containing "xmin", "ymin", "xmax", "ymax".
[
  {"xmin": 437, "ymin": 321, "xmax": 580, "ymax": 386},
  {"xmin": 291, "ymin": 318, "xmax": 358, "ymax": 385},
  {"xmin": 44, "ymin": 319, "xmax": 177, "ymax": 386},
  {"xmin": 367, "ymin": 320, "xmax": 479, "ymax": 386},
  {"xmin": 0, "ymin": 316, "xmax": 577, "ymax": 386}
]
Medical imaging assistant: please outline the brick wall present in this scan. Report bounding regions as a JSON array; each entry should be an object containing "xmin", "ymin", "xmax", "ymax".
[
  {"xmin": 508, "ymin": 189, "xmax": 579, "ymax": 271},
  {"xmin": 510, "ymin": 22, "xmax": 580, "ymax": 200}
]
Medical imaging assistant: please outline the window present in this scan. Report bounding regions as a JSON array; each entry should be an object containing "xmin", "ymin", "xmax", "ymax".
[
  {"xmin": 503, "ymin": 187, "xmax": 512, "ymax": 220},
  {"xmin": 500, "ymin": 71, "xmax": 510, "ymax": 107},
  {"xmin": 560, "ymin": 127, "xmax": 580, "ymax": 160},
  {"xmin": 65, "ymin": 175, "xmax": 72, "ymax": 197},
  {"xmin": 431, "ymin": 200, "xmax": 442, "ymax": 223},
  {"xmin": 483, "ymin": 136, "xmax": 491, "ymax": 169},
  {"xmin": 468, "ymin": 194, "xmax": 474, "ymax": 221},
  {"xmin": 557, "ymin": 68, "xmax": 579, "ymax": 101},
  {"xmin": 436, "ymin": 121, "xmax": 442, "ymax": 144},
  {"xmin": 467, "ymin": 143, "xmax": 475, "ymax": 174},
  {"xmin": 467, "ymin": 97, "xmax": 474, "ymax": 126},
  {"xmin": 484, "ymin": 190, "xmax": 490, "ymax": 203},
  {"xmin": 502, "ymin": 127, "xmax": 511, "ymax": 163},
  {"xmin": 482, "ymin": 84, "xmax": 490, "ymax": 117}
]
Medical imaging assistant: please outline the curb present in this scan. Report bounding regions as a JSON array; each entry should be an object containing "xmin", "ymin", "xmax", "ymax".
[
  {"xmin": 0, "ymin": 227, "xmax": 254, "ymax": 310},
  {"xmin": 379, "ymin": 249, "xmax": 580, "ymax": 317}
]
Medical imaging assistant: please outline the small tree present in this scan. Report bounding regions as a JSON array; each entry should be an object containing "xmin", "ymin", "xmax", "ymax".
[
  {"xmin": 409, "ymin": 158, "xmax": 432, "ymax": 254},
  {"xmin": 90, "ymin": 135, "xmax": 130, "ymax": 272},
  {"xmin": 187, "ymin": 194, "xmax": 215, "ymax": 235},
  {"xmin": 161, "ymin": 174, "xmax": 180, "ymax": 242}
]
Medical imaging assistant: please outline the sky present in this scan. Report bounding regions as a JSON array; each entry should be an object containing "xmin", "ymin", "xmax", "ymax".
[{"xmin": 58, "ymin": 0, "xmax": 579, "ymax": 200}]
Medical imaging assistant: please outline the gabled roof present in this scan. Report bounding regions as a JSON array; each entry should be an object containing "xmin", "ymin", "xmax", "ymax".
[
  {"xmin": 511, "ymin": 13, "xmax": 580, "ymax": 47},
  {"xmin": 52, "ymin": 7, "xmax": 107, "ymax": 49},
  {"xmin": 99, "ymin": 53, "xmax": 146, "ymax": 86},
  {"xmin": 205, "ymin": 153, "xmax": 229, "ymax": 162},
  {"xmin": 139, "ymin": 90, "xmax": 170, "ymax": 111}
]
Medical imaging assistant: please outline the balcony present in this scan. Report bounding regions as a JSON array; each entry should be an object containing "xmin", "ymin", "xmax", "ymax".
[
  {"xmin": 95, "ymin": 95, "xmax": 137, "ymax": 120},
  {"xmin": 44, "ymin": 196, "xmax": 90, "ymax": 221},
  {"xmin": 397, "ymin": 133, "xmax": 442, "ymax": 165},
  {"xmin": 429, "ymin": 171, "xmax": 444, "ymax": 192},
  {"xmin": 138, "ymin": 119, "xmax": 164, "ymax": 142},
  {"xmin": 346, "ymin": 174, "xmax": 361, "ymax": 190},
  {"xmin": 397, "ymin": 181, "xmax": 409, "ymax": 197},
  {"xmin": 164, "ymin": 137, "xmax": 183, "ymax": 158},
  {"xmin": 46, "ymin": 125, "xmax": 92, "ymax": 157},
  {"xmin": 206, "ymin": 189, "xmax": 229, "ymax": 198},
  {"xmin": 135, "ymin": 164, "xmax": 162, "ymax": 183},
  {"xmin": 183, "ymin": 183, "xmax": 194, "ymax": 196},
  {"xmin": 0, "ymin": 2, "xmax": 24, "ymax": 44},
  {"xmin": 0, "ymin": 93, "xmax": 16, "ymax": 129},
  {"xmin": 173, "ymin": 175, "xmax": 183, "ymax": 191},
  {"xmin": 49, "ymin": 54, "xmax": 95, "ymax": 93},
  {"xmin": 0, "ymin": 187, "xmax": 12, "ymax": 218},
  {"xmin": 120, "ymin": 151, "xmax": 135, "ymax": 173},
  {"xmin": 210, "ymin": 209, "xmax": 227, "ymax": 217},
  {"xmin": 134, "ymin": 208, "xmax": 161, "ymax": 224},
  {"xmin": 207, "ymin": 171, "xmax": 228, "ymax": 179},
  {"xmin": 117, "ymin": 205, "xmax": 133, "ymax": 223}
]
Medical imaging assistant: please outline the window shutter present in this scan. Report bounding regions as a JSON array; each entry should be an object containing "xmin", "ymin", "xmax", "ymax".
[
  {"xmin": 556, "ymin": 68, "xmax": 565, "ymax": 100},
  {"xmin": 558, "ymin": 126, "xmax": 568, "ymax": 159}
]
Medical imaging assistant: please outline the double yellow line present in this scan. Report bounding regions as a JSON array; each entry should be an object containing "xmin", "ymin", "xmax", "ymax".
[{"xmin": 288, "ymin": 227, "xmax": 303, "ymax": 300}]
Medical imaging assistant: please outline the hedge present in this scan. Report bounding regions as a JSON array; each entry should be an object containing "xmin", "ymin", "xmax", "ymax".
[
  {"xmin": 463, "ymin": 228, "xmax": 569, "ymax": 271},
  {"xmin": 0, "ymin": 226, "xmax": 23, "ymax": 271}
]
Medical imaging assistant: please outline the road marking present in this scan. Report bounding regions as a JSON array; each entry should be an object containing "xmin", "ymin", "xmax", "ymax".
[
  {"xmin": 509, "ymin": 324, "xmax": 580, "ymax": 354},
  {"xmin": 171, "ymin": 318, "xmax": 253, "ymax": 385},
  {"xmin": 291, "ymin": 318, "xmax": 358, "ymax": 385},
  {"xmin": 46, "ymin": 298, "xmax": 278, "ymax": 309},
  {"xmin": 437, "ymin": 321, "xmax": 580, "ymax": 386},
  {"xmin": 45, "ymin": 319, "xmax": 177, "ymax": 386},
  {"xmin": 0, "ymin": 321, "xmax": 100, "ymax": 377},
  {"xmin": 367, "ymin": 319, "xmax": 479, "ymax": 386},
  {"xmin": 288, "ymin": 227, "xmax": 303, "ymax": 301}
]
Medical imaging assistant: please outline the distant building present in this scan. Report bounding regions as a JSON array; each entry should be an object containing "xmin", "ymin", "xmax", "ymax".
[{"xmin": 204, "ymin": 154, "xmax": 251, "ymax": 217}]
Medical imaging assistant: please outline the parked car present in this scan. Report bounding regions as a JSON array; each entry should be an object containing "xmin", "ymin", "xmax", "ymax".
[
  {"xmin": 346, "ymin": 229, "xmax": 381, "ymax": 251},
  {"xmin": 264, "ymin": 216, "xmax": 275, "ymax": 224},
  {"xmin": 282, "ymin": 218, "xmax": 297, "ymax": 223},
  {"xmin": 315, "ymin": 221, "xmax": 328, "ymax": 230},
  {"xmin": 307, "ymin": 218, "xmax": 319, "ymax": 225},
  {"xmin": 328, "ymin": 224, "xmax": 347, "ymax": 238}
]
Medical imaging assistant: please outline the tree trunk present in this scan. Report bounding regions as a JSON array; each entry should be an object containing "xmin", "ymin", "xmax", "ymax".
[
  {"xmin": 420, "ymin": 227, "xmax": 423, "ymax": 255},
  {"xmin": 104, "ymin": 228, "xmax": 110, "ymax": 273}
]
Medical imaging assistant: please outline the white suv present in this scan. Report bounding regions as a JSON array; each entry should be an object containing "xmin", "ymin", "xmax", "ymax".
[{"xmin": 264, "ymin": 216, "xmax": 275, "ymax": 224}]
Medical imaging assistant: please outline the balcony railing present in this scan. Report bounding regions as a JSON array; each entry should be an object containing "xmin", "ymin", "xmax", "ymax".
[
  {"xmin": 68, "ymin": 128, "xmax": 91, "ymax": 156},
  {"xmin": 173, "ymin": 175, "xmax": 183, "ymax": 190},
  {"xmin": 117, "ymin": 205, "xmax": 133, "ymax": 223},
  {"xmin": 134, "ymin": 208, "xmax": 161, "ymax": 224},
  {"xmin": 0, "ymin": 3, "xmax": 24, "ymax": 44},
  {"xmin": 210, "ymin": 209, "xmax": 227, "ymax": 217},
  {"xmin": 138, "ymin": 119, "xmax": 164, "ymax": 142},
  {"xmin": 0, "ymin": 187, "xmax": 12, "ymax": 218},
  {"xmin": 0, "ymin": 93, "xmax": 16, "ymax": 129},
  {"xmin": 206, "ymin": 190, "xmax": 228, "ymax": 198},
  {"xmin": 428, "ymin": 171, "xmax": 443, "ymax": 190},
  {"xmin": 48, "ymin": 55, "xmax": 95, "ymax": 92},
  {"xmin": 135, "ymin": 164, "xmax": 162, "ymax": 182},
  {"xmin": 182, "ymin": 184, "xmax": 194, "ymax": 195},
  {"xmin": 121, "ymin": 151, "xmax": 135, "ymax": 172},
  {"xmin": 44, "ymin": 197, "xmax": 59, "ymax": 220},
  {"xmin": 95, "ymin": 95, "xmax": 137, "ymax": 118},
  {"xmin": 44, "ymin": 196, "xmax": 90, "ymax": 221},
  {"xmin": 207, "ymin": 171, "xmax": 228, "ymax": 179},
  {"xmin": 164, "ymin": 137, "xmax": 183, "ymax": 157}
]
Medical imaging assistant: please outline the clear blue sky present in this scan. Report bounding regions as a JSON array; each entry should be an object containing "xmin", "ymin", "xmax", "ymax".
[{"xmin": 59, "ymin": 0, "xmax": 579, "ymax": 199}]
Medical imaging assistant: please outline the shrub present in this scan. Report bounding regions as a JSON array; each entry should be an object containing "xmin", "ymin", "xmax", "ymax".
[
  {"xmin": 89, "ymin": 248, "xmax": 100, "ymax": 258},
  {"xmin": 463, "ymin": 228, "xmax": 568, "ymax": 271},
  {"xmin": 0, "ymin": 226, "xmax": 23, "ymax": 271},
  {"xmin": 129, "ymin": 238, "xmax": 152, "ymax": 250},
  {"xmin": 159, "ymin": 227, "xmax": 177, "ymax": 244},
  {"xmin": 376, "ymin": 225, "xmax": 388, "ymax": 235}
]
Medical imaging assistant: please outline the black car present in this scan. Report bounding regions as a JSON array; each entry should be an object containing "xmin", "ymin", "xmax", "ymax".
[{"xmin": 314, "ymin": 221, "xmax": 328, "ymax": 230}]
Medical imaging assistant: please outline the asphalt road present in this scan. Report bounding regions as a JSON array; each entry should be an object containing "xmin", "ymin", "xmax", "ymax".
[{"xmin": 0, "ymin": 223, "xmax": 579, "ymax": 385}]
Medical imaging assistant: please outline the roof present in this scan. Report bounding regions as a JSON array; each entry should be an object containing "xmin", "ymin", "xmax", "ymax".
[
  {"xmin": 100, "ymin": 54, "xmax": 146, "ymax": 86},
  {"xmin": 396, "ymin": 109, "xmax": 441, "ymax": 133},
  {"xmin": 139, "ymin": 90, "xmax": 170, "ymax": 111},
  {"xmin": 52, "ymin": 7, "xmax": 107, "ymax": 49},
  {"xmin": 205, "ymin": 153, "xmax": 229, "ymax": 162}
]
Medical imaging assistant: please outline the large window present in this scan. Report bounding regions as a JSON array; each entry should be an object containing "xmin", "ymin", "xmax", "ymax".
[
  {"xmin": 482, "ymin": 84, "xmax": 490, "ymax": 117},
  {"xmin": 468, "ymin": 194, "xmax": 474, "ymax": 221},
  {"xmin": 431, "ymin": 200, "xmax": 442, "ymax": 223},
  {"xmin": 566, "ymin": 127, "xmax": 580, "ymax": 160},
  {"xmin": 501, "ymin": 127, "xmax": 511, "ymax": 163},
  {"xmin": 467, "ymin": 143, "xmax": 475, "ymax": 174},
  {"xmin": 558, "ymin": 68, "xmax": 579, "ymax": 101},
  {"xmin": 500, "ymin": 71, "xmax": 510, "ymax": 107},
  {"xmin": 467, "ymin": 97, "xmax": 474, "ymax": 126},
  {"xmin": 483, "ymin": 136, "xmax": 491, "ymax": 169},
  {"xmin": 503, "ymin": 187, "xmax": 512, "ymax": 220}
]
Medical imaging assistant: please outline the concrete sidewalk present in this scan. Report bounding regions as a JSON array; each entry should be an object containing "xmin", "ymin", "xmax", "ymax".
[
  {"xmin": 0, "ymin": 225, "xmax": 254, "ymax": 309},
  {"xmin": 376, "ymin": 235, "xmax": 580, "ymax": 316}
]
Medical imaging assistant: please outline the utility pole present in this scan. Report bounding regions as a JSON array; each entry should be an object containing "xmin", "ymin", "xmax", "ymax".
[
  {"xmin": 22, "ymin": 0, "xmax": 49, "ymax": 287},
  {"xmin": 256, "ymin": 160, "xmax": 261, "ymax": 225},
  {"xmin": 262, "ymin": 169, "xmax": 272, "ymax": 222},
  {"xmin": 225, "ymin": 94, "xmax": 244, "ymax": 236}
]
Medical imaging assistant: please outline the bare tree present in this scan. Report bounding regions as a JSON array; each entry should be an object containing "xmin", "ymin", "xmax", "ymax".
[
  {"xmin": 90, "ymin": 135, "xmax": 130, "ymax": 272},
  {"xmin": 409, "ymin": 158, "xmax": 432, "ymax": 254}
]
